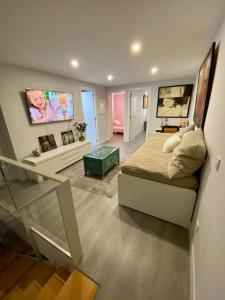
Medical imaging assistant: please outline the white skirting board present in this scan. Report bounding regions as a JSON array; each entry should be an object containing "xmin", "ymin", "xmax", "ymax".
[
  {"xmin": 190, "ymin": 240, "xmax": 196, "ymax": 300},
  {"xmin": 118, "ymin": 173, "xmax": 196, "ymax": 228}
]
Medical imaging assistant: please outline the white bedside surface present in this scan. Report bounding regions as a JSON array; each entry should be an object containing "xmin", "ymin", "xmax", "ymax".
[{"xmin": 24, "ymin": 141, "xmax": 91, "ymax": 165}]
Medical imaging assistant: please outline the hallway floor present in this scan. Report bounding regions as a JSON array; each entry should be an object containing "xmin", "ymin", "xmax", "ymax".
[
  {"xmin": 72, "ymin": 131, "xmax": 189, "ymax": 300},
  {"xmin": 1, "ymin": 131, "xmax": 189, "ymax": 300}
]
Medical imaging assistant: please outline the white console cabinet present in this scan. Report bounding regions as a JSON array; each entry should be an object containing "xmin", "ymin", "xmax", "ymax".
[{"xmin": 24, "ymin": 141, "xmax": 91, "ymax": 174}]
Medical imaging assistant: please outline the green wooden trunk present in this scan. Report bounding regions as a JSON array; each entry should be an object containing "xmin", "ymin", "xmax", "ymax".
[{"xmin": 83, "ymin": 145, "xmax": 120, "ymax": 178}]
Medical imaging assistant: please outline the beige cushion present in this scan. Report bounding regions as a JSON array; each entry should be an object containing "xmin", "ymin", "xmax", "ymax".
[
  {"xmin": 163, "ymin": 134, "xmax": 182, "ymax": 153},
  {"xmin": 179, "ymin": 124, "xmax": 195, "ymax": 136},
  {"xmin": 168, "ymin": 128, "xmax": 206, "ymax": 179},
  {"xmin": 122, "ymin": 133, "xmax": 198, "ymax": 190}
]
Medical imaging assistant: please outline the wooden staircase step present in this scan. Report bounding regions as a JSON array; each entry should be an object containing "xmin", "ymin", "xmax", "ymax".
[
  {"xmin": 2, "ymin": 287, "xmax": 23, "ymax": 300},
  {"xmin": 18, "ymin": 262, "xmax": 55, "ymax": 290},
  {"xmin": 54, "ymin": 270, "xmax": 99, "ymax": 300},
  {"xmin": 3, "ymin": 281, "xmax": 41, "ymax": 300},
  {"xmin": 33, "ymin": 273, "xmax": 65, "ymax": 300},
  {"xmin": 55, "ymin": 267, "xmax": 70, "ymax": 282},
  {"xmin": 0, "ymin": 252, "xmax": 18, "ymax": 274},
  {"xmin": 0, "ymin": 256, "xmax": 35, "ymax": 298},
  {"xmin": 22, "ymin": 281, "xmax": 41, "ymax": 300}
]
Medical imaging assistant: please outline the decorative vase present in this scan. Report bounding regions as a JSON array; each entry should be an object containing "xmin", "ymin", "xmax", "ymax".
[{"xmin": 79, "ymin": 133, "xmax": 85, "ymax": 141}]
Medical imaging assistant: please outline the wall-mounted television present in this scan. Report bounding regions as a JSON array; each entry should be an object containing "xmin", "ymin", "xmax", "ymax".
[{"xmin": 26, "ymin": 89, "xmax": 74, "ymax": 124}]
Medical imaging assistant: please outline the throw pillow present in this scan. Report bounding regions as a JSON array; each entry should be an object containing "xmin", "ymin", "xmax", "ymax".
[
  {"xmin": 163, "ymin": 134, "xmax": 182, "ymax": 153},
  {"xmin": 168, "ymin": 128, "xmax": 206, "ymax": 179},
  {"xmin": 179, "ymin": 124, "xmax": 195, "ymax": 137}
]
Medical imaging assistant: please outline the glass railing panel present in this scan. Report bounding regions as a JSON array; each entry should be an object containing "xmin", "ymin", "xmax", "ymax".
[
  {"xmin": 27, "ymin": 189, "xmax": 69, "ymax": 251},
  {"xmin": 0, "ymin": 157, "xmax": 81, "ymax": 266},
  {"xmin": 0, "ymin": 206, "xmax": 29, "ymax": 245},
  {"xmin": 0, "ymin": 161, "xmax": 70, "ymax": 252},
  {"xmin": 0, "ymin": 162, "xmax": 60, "ymax": 210},
  {"xmin": 0, "ymin": 166, "xmax": 16, "ymax": 213}
]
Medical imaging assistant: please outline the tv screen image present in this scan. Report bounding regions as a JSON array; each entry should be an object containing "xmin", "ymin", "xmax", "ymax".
[{"xmin": 26, "ymin": 89, "xmax": 74, "ymax": 124}]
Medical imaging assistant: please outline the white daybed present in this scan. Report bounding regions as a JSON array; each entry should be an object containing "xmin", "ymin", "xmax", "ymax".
[{"xmin": 118, "ymin": 133, "xmax": 197, "ymax": 228}]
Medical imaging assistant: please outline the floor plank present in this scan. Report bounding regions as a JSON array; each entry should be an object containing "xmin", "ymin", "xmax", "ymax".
[
  {"xmin": 1, "ymin": 132, "xmax": 189, "ymax": 300},
  {"xmin": 74, "ymin": 132, "xmax": 189, "ymax": 300}
]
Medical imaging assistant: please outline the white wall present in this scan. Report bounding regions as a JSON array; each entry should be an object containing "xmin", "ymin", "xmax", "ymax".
[
  {"xmin": 0, "ymin": 64, "xmax": 108, "ymax": 160},
  {"xmin": 108, "ymin": 77, "xmax": 195, "ymax": 140},
  {"xmin": 0, "ymin": 106, "xmax": 16, "ymax": 159},
  {"xmin": 130, "ymin": 89, "xmax": 147, "ymax": 136},
  {"xmin": 147, "ymin": 78, "xmax": 196, "ymax": 136},
  {"xmin": 190, "ymin": 18, "xmax": 225, "ymax": 300}
]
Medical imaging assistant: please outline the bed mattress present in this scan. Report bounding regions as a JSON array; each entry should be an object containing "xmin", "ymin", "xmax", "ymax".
[{"xmin": 121, "ymin": 133, "xmax": 198, "ymax": 190}]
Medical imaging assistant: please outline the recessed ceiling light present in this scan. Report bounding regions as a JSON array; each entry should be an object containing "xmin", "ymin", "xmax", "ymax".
[
  {"xmin": 131, "ymin": 42, "xmax": 142, "ymax": 54},
  {"xmin": 71, "ymin": 59, "xmax": 79, "ymax": 68},
  {"xmin": 151, "ymin": 67, "xmax": 158, "ymax": 74},
  {"xmin": 107, "ymin": 75, "xmax": 114, "ymax": 81}
]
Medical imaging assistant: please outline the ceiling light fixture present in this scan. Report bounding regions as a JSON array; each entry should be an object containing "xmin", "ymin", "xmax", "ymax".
[
  {"xmin": 107, "ymin": 75, "xmax": 114, "ymax": 81},
  {"xmin": 71, "ymin": 59, "xmax": 79, "ymax": 68},
  {"xmin": 151, "ymin": 67, "xmax": 158, "ymax": 74},
  {"xmin": 131, "ymin": 42, "xmax": 142, "ymax": 54}
]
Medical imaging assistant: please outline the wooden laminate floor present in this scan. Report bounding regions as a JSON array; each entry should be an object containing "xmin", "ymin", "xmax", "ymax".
[
  {"xmin": 73, "ymin": 132, "xmax": 189, "ymax": 300},
  {"xmin": 1, "ymin": 131, "xmax": 189, "ymax": 300}
]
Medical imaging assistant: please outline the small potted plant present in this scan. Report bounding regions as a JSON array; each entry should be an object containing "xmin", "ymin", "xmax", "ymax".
[
  {"xmin": 73, "ymin": 122, "xmax": 88, "ymax": 141},
  {"xmin": 32, "ymin": 148, "xmax": 41, "ymax": 157}
]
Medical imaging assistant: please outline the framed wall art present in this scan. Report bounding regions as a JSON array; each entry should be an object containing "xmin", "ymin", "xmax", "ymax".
[
  {"xmin": 61, "ymin": 130, "xmax": 75, "ymax": 145},
  {"xmin": 156, "ymin": 84, "xmax": 193, "ymax": 118},
  {"xmin": 193, "ymin": 42, "xmax": 216, "ymax": 128},
  {"xmin": 38, "ymin": 134, "xmax": 57, "ymax": 152},
  {"xmin": 97, "ymin": 98, "xmax": 107, "ymax": 114}
]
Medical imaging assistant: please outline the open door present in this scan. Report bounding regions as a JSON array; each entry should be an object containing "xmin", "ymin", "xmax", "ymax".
[
  {"xmin": 129, "ymin": 88, "xmax": 149, "ymax": 141},
  {"xmin": 129, "ymin": 91, "xmax": 137, "ymax": 141},
  {"xmin": 81, "ymin": 90, "xmax": 98, "ymax": 146}
]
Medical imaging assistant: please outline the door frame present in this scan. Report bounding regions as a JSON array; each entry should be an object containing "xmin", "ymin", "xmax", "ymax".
[
  {"xmin": 80, "ymin": 87, "xmax": 99, "ymax": 145},
  {"xmin": 129, "ymin": 87, "xmax": 151, "ymax": 142},
  {"xmin": 109, "ymin": 90, "xmax": 126, "ymax": 142}
]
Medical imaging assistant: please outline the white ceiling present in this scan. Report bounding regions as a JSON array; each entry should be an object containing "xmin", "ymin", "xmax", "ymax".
[{"xmin": 0, "ymin": 0, "xmax": 225, "ymax": 87}]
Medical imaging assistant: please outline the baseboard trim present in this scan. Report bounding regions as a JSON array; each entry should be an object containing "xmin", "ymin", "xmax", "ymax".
[{"xmin": 190, "ymin": 241, "xmax": 196, "ymax": 300}]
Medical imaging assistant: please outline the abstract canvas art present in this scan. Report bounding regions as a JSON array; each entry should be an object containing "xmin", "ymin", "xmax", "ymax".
[{"xmin": 156, "ymin": 85, "xmax": 193, "ymax": 118}]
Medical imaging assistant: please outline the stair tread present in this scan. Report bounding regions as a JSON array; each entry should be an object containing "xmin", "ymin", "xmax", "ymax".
[
  {"xmin": 0, "ymin": 252, "xmax": 18, "ymax": 274},
  {"xmin": 55, "ymin": 267, "xmax": 70, "ymax": 282},
  {"xmin": 22, "ymin": 281, "xmax": 41, "ymax": 300},
  {"xmin": 3, "ymin": 287, "xmax": 23, "ymax": 300},
  {"xmin": 18, "ymin": 261, "xmax": 56, "ymax": 290},
  {"xmin": 54, "ymin": 270, "xmax": 99, "ymax": 300},
  {"xmin": 33, "ymin": 273, "xmax": 65, "ymax": 300},
  {"xmin": 0, "ymin": 256, "xmax": 35, "ymax": 298},
  {"xmin": 3, "ymin": 281, "xmax": 41, "ymax": 300}
]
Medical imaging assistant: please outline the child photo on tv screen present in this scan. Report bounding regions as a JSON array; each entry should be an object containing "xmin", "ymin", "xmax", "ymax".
[
  {"xmin": 27, "ymin": 89, "xmax": 56, "ymax": 124},
  {"xmin": 26, "ymin": 89, "xmax": 73, "ymax": 124}
]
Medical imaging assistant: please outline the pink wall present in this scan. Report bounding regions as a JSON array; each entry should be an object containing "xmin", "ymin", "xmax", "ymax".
[{"xmin": 112, "ymin": 93, "xmax": 124, "ymax": 125}]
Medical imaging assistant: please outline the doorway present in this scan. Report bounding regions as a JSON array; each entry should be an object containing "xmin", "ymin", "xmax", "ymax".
[
  {"xmin": 129, "ymin": 88, "xmax": 150, "ymax": 141},
  {"xmin": 111, "ymin": 92, "xmax": 125, "ymax": 138},
  {"xmin": 81, "ymin": 90, "xmax": 97, "ymax": 146}
]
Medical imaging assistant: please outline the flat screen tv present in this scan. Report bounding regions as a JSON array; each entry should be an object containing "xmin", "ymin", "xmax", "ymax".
[{"xmin": 26, "ymin": 89, "xmax": 74, "ymax": 124}]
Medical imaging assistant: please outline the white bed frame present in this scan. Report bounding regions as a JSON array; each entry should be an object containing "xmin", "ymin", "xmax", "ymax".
[{"xmin": 118, "ymin": 172, "xmax": 196, "ymax": 228}]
